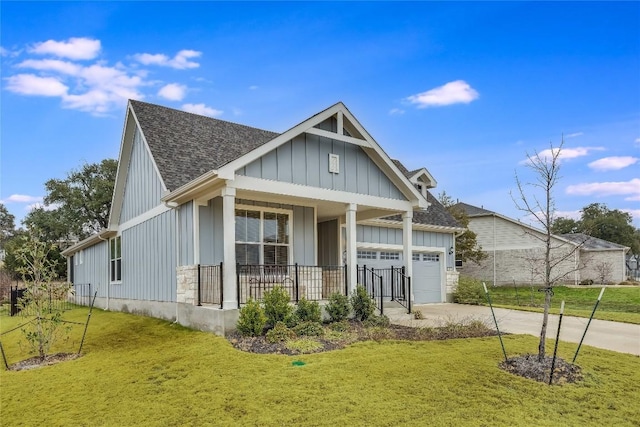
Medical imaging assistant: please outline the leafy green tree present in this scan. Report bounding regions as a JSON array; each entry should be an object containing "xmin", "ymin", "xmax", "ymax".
[
  {"xmin": 551, "ymin": 217, "xmax": 580, "ymax": 234},
  {"xmin": 553, "ymin": 203, "xmax": 639, "ymax": 255},
  {"xmin": 4, "ymin": 229, "xmax": 66, "ymax": 280},
  {"xmin": 22, "ymin": 208, "xmax": 71, "ymax": 246},
  {"xmin": 43, "ymin": 159, "xmax": 117, "ymax": 240},
  {"xmin": 439, "ymin": 191, "xmax": 487, "ymax": 264},
  {"xmin": 0, "ymin": 203, "xmax": 16, "ymax": 248}
]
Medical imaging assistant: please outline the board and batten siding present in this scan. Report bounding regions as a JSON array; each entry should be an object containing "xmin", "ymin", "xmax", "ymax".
[
  {"xmin": 119, "ymin": 126, "xmax": 165, "ymax": 224},
  {"xmin": 198, "ymin": 197, "xmax": 315, "ymax": 266},
  {"xmin": 199, "ymin": 197, "xmax": 224, "ymax": 265},
  {"xmin": 112, "ymin": 210, "xmax": 177, "ymax": 302},
  {"xmin": 72, "ymin": 242, "xmax": 109, "ymax": 298},
  {"xmin": 178, "ymin": 201, "xmax": 194, "ymax": 266},
  {"xmin": 236, "ymin": 134, "xmax": 406, "ymax": 200}
]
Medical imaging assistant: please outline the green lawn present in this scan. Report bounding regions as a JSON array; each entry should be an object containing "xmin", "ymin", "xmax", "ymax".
[
  {"xmin": 1, "ymin": 308, "xmax": 639, "ymax": 426},
  {"xmin": 485, "ymin": 285, "xmax": 640, "ymax": 324}
]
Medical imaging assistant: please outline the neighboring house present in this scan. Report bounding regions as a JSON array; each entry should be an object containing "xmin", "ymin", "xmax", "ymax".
[
  {"xmin": 63, "ymin": 100, "xmax": 463, "ymax": 335},
  {"xmin": 454, "ymin": 203, "xmax": 630, "ymax": 285}
]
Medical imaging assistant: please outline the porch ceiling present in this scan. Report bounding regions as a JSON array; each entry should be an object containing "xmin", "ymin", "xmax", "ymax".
[{"xmin": 235, "ymin": 188, "xmax": 405, "ymax": 222}]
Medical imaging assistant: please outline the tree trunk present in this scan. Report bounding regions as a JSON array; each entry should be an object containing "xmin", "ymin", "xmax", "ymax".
[{"xmin": 538, "ymin": 288, "xmax": 552, "ymax": 361}]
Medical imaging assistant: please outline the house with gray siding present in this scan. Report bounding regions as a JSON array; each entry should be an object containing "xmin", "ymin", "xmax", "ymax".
[
  {"xmin": 63, "ymin": 100, "xmax": 463, "ymax": 335},
  {"xmin": 455, "ymin": 203, "xmax": 630, "ymax": 285}
]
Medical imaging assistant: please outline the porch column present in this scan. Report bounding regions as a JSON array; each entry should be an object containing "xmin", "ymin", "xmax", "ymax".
[
  {"xmin": 403, "ymin": 210, "xmax": 413, "ymax": 300},
  {"xmin": 222, "ymin": 187, "xmax": 237, "ymax": 309},
  {"xmin": 345, "ymin": 203, "xmax": 358, "ymax": 294}
]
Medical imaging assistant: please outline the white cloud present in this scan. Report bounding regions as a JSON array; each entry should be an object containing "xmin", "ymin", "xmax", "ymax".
[
  {"xmin": 389, "ymin": 108, "xmax": 405, "ymax": 116},
  {"xmin": 6, "ymin": 74, "xmax": 68, "ymax": 96},
  {"xmin": 4, "ymin": 38, "xmax": 204, "ymax": 115},
  {"xmin": 523, "ymin": 146, "xmax": 605, "ymax": 164},
  {"xmin": 249, "ymin": 85, "xmax": 259, "ymax": 90},
  {"xmin": 588, "ymin": 156, "xmax": 638, "ymax": 171},
  {"xmin": 635, "ymin": 138, "xmax": 640, "ymax": 147},
  {"xmin": 405, "ymin": 80, "xmax": 479, "ymax": 108},
  {"xmin": 18, "ymin": 58, "xmax": 82, "ymax": 75},
  {"xmin": 133, "ymin": 49, "xmax": 201, "ymax": 69},
  {"xmin": 554, "ymin": 210, "xmax": 582, "ymax": 220},
  {"xmin": 29, "ymin": 37, "xmax": 101, "ymax": 60},
  {"xmin": 182, "ymin": 103, "xmax": 222, "ymax": 117},
  {"xmin": 26, "ymin": 202, "xmax": 60, "ymax": 212},
  {"xmin": 0, "ymin": 46, "xmax": 8, "ymax": 56},
  {"xmin": 565, "ymin": 132, "xmax": 583, "ymax": 138},
  {"xmin": 1, "ymin": 194, "xmax": 43, "ymax": 204},
  {"xmin": 158, "ymin": 83, "xmax": 187, "ymax": 101},
  {"xmin": 566, "ymin": 178, "xmax": 640, "ymax": 201}
]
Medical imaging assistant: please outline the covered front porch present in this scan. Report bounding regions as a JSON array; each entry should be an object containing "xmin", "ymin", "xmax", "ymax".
[{"xmin": 174, "ymin": 182, "xmax": 417, "ymax": 313}]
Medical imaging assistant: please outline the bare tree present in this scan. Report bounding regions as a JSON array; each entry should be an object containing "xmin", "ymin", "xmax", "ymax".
[
  {"xmin": 512, "ymin": 139, "xmax": 585, "ymax": 361},
  {"xmin": 594, "ymin": 261, "xmax": 613, "ymax": 285}
]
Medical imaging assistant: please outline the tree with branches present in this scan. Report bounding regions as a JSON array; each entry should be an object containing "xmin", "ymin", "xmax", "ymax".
[{"xmin": 512, "ymin": 139, "xmax": 585, "ymax": 361}]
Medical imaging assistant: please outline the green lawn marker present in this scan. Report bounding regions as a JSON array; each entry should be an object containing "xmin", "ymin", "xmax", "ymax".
[
  {"xmin": 572, "ymin": 287, "xmax": 605, "ymax": 364},
  {"xmin": 483, "ymin": 282, "xmax": 508, "ymax": 362}
]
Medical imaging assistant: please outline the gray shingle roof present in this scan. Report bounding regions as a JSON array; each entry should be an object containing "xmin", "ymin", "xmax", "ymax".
[
  {"xmin": 560, "ymin": 233, "xmax": 629, "ymax": 250},
  {"xmin": 385, "ymin": 160, "xmax": 461, "ymax": 228},
  {"xmin": 453, "ymin": 202, "xmax": 495, "ymax": 217},
  {"xmin": 130, "ymin": 100, "xmax": 279, "ymax": 191}
]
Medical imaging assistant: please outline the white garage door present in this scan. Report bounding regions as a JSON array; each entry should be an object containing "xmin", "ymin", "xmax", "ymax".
[{"xmin": 357, "ymin": 249, "xmax": 442, "ymax": 303}]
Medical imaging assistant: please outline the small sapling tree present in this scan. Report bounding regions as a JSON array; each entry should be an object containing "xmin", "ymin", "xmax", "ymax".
[
  {"xmin": 15, "ymin": 230, "xmax": 73, "ymax": 359},
  {"xmin": 512, "ymin": 139, "xmax": 583, "ymax": 362}
]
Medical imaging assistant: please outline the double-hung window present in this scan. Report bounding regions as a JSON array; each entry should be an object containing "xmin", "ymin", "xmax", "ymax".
[
  {"xmin": 110, "ymin": 236, "xmax": 122, "ymax": 282},
  {"xmin": 235, "ymin": 208, "xmax": 290, "ymax": 265}
]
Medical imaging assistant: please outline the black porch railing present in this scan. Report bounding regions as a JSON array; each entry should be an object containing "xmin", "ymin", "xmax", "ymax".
[
  {"xmin": 10, "ymin": 284, "xmax": 77, "ymax": 316},
  {"xmin": 237, "ymin": 264, "xmax": 348, "ymax": 306},
  {"xmin": 197, "ymin": 263, "xmax": 223, "ymax": 308},
  {"xmin": 358, "ymin": 265, "xmax": 412, "ymax": 314},
  {"xmin": 357, "ymin": 265, "xmax": 384, "ymax": 316}
]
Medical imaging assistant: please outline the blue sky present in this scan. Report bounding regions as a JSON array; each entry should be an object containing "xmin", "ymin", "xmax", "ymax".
[{"xmin": 2, "ymin": 1, "xmax": 639, "ymax": 228}]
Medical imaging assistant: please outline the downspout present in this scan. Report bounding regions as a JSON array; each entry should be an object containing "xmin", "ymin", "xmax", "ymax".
[
  {"xmin": 97, "ymin": 233, "xmax": 109, "ymax": 310},
  {"xmin": 493, "ymin": 214, "xmax": 496, "ymax": 286}
]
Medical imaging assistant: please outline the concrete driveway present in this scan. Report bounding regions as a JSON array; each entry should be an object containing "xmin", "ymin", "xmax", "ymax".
[{"xmin": 386, "ymin": 303, "xmax": 640, "ymax": 356}]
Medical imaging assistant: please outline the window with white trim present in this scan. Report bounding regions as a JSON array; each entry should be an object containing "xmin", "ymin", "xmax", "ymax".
[
  {"xmin": 423, "ymin": 253, "xmax": 440, "ymax": 262},
  {"xmin": 357, "ymin": 251, "xmax": 377, "ymax": 260},
  {"xmin": 412, "ymin": 253, "xmax": 420, "ymax": 261},
  {"xmin": 110, "ymin": 236, "xmax": 121, "ymax": 282},
  {"xmin": 74, "ymin": 249, "xmax": 84, "ymax": 266},
  {"xmin": 379, "ymin": 251, "xmax": 400, "ymax": 260},
  {"xmin": 235, "ymin": 208, "xmax": 290, "ymax": 265}
]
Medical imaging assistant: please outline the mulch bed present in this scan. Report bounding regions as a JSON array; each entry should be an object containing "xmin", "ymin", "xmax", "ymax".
[
  {"xmin": 500, "ymin": 354, "xmax": 583, "ymax": 384},
  {"xmin": 226, "ymin": 322, "xmax": 500, "ymax": 356},
  {"xmin": 7, "ymin": 353, "xmax": 81, "ymax": 371}
]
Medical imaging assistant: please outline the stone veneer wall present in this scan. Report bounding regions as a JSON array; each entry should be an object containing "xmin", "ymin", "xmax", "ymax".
[
  {"xmin": 177, "ymin": 265, "xmax": 198, "ymax": 305},
  {"xmin": 446, "ymin": 270, "xmax": 459, "ymax": 302}
]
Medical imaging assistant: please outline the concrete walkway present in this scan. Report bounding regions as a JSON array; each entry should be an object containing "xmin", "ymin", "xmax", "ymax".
[{"xmin": 386, "ymin": 303, "xmax": 640, "ymax": 356}]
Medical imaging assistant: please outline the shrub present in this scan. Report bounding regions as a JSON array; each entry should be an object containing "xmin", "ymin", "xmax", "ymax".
[
  {"xmin": 579, "ymin": 279, "xmax": 594, "ymax": 286},
  {"xmin": 294, "ymin": 297, "xmax": 322, "ymax": 324},
  {"xmin": 618, "ymin": 281, "xmax": 635, "ymax": 286},
  {"xmin": 266, "ymin": 321, "xmax": 296, "ymax": 343},
  {"xmin": 453, "ymin": 276, "xmax": 485, "ymax": 305},
  {"xmin": 325, "ymin": 293, "xmax": 351, "ymax": 322},
  {"xmin": 363, "ymin": 314, "xmax": 390, "ymax": 328},
  {"xmin": 293, "ymin": 321, "xmax": 325, "ymax": 337},
  {"xmin": 328, "ymin": 319, "xmax": 351, "ymax": 332},
  {"xmin": 413, "ymin": 310, "xmax": 424, "ymax": 320},
  {"xmin": 263, "ymin": 286, "xmax": 294, "ymax": 327},
  {"xmin": 236, "ymin": 299, "xmax": 267, "ymax": 337},
  {"xmin": 350, "ymin": 285, "xmax": 376, "ymax": 321}
]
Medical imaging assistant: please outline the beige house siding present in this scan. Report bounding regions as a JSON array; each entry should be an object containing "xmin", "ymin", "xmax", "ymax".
[{"xmin": 580, "ymin": 250, "xmax": 627, "ymax": 284}]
